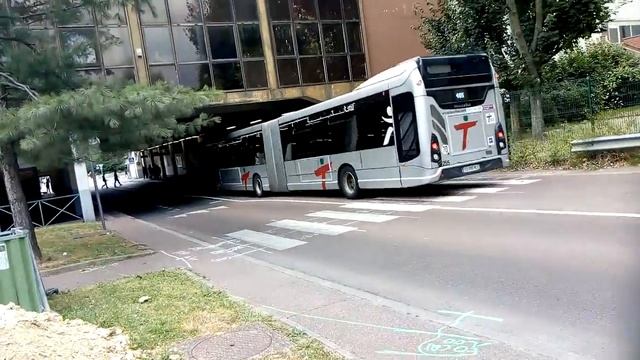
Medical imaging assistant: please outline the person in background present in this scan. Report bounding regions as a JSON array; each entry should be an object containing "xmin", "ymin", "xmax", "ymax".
[
  {"xmin": 101, "ymin": 172, "xmax": 108, "ymax": 189},
  {"xmin": 142, "ymin": 166, "xmax": 148, "ymax": 179},
  {"xmin": 114, "ymin": 171, "xmax": 122, "ymax": 187}
]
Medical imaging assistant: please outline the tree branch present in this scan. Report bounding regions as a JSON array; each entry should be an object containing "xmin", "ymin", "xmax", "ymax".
[
  {"xmin": 0, "ymin": 36, "xmax": 37, "ymax": 51},
  {"xmin": 0, "ymin": 72, "xmax": 39, "ymax": 100},
  {"xmin": 530, "ymin": 0, "xmax": 543, "ymax": 52},
  {"xmin": 505, "ymin": 0, "xmax": 540, "ymax": 82}
]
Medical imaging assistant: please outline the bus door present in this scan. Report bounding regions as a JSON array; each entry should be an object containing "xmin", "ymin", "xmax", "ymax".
[
  {"xmin": 390, "ymin": 88, "xmax": 422, "ymax": 186},
  {"xmin": 420, "ymin": 55, "xmax": 503, "ymax": 170}
]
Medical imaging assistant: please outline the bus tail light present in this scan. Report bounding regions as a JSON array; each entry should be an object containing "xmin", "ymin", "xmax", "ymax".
[
  {"xmin": 496, "ymin": 123, "xmax": 507, "ymax": 154},
  {"xmin": 431, "ymin": 134, "xmax": 442, "ymax": 166}
]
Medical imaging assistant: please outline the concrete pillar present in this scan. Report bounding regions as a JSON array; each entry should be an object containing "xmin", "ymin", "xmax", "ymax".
[
  {"xmin": 256, "ymin": 0, "xmax": 278, "ymax": 89},
  {"xmin": 71, "ymin": 162, "xmax": 96, "ymax": 222},
  {"xmin": 126, "ymin": 4, "xmax": 150, "ymax": 85}
]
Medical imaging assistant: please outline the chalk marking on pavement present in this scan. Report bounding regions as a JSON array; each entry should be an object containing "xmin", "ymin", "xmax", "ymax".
[
  {"xmin": 159, "ymin": 250, "xmax": 192, "ymax": 268},
  {"xmin": 226, "ymin": 229, "xmax": 307, "ymax": 250},
  {"xmin": 433, "ymin": 205, "xmax": 640, "ymax": 218},
  {"xmin": 261, "ymin": 305, "xmax": 482, "ymax": 340},
  {"xmin": 190, "ymin": 195, "xmax": 346, "ymax": 205},
  {"xmin": 134, "ymin": 218, "xmax": 212, "ymax": 247},
  {"xmin": 213, "ymin": 248, "xmax": 263, "ymax": 262},
  {"xmin": 307, "ymin": 210, "xmax": 398, "ymax": 223},
  {"xmin": 268, "ymin": 219, "xmax": 358, "ymax": 236},
  {"xmin": 342, "ymin": 202, "xmax": 435, "ymax": 212},
  {"xmin": 462, "ymin": 187, "xmax": 508, "ymax": 194},
  {"xmin": 380, "ymin": 310, "xmax": 501, "ymax": 357}
]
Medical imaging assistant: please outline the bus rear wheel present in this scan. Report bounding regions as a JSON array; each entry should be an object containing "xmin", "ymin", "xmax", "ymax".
[
  {"xmin": 253, "ymin": 174, "xmax": 264, "ymax": 198},
  {"xmin": 339, "ymin": 166, "xmax": 360, "ymax": 199}
]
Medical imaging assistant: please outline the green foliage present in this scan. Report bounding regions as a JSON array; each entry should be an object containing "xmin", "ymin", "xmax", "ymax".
[
  {"xmin": 13, "ymin": 83, "xmax": 219, "ymax": 167},
  {"xmin": 415, "ymin": 0, "xmax": 524, "ymax": 90},
  {"xmin": 416, "ymin": 0, "xmax": 611, "ymax": 89},
  {"xmin": 544, "ymin": 42, "xmax": 640, "ymax": 110}
]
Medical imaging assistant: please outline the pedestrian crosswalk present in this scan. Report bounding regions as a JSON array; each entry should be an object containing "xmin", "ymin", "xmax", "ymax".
[{"xmin": 169, "ymin": 178, "xmax": 542, "ymax": 261}]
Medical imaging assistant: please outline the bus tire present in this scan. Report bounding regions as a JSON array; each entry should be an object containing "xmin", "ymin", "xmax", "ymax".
[
  {"xmin": 252, "ymin": 174, "xmax": 264, "ymax": 198},
  {"xmin": 339, "ymin": 166, "xmax": 360, "ymax": 199}
]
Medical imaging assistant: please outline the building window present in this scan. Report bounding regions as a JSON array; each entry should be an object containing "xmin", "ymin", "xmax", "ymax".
[
  {"xmin": 54, "ymin": 6, "xmax": 136, "ymax": 81},
  {"xmin": 609, "ymin": 28, "xmax": 620, "ymax": 43},
  {"xmin": 269, "ymin": 0, "xmax": 367, "ymax": 87},
  {"xmin": 140, "ymin": 0, "xmax": 267, "ymax": 90},
  {"xmin": 620, "ymin": 25, "xmax": 631, "ymax": 40}
]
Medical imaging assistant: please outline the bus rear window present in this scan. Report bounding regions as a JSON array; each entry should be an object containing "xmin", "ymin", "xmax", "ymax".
[{"xmin": 419, "ymin": 55, "xmax": 493, "ymax": 88}]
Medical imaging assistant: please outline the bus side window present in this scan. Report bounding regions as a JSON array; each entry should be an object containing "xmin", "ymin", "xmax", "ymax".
[{"xmin": 392, "ymin": 93, "xmax": 420, "ymax": 162}]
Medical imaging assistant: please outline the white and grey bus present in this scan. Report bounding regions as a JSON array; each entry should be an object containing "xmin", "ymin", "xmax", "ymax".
[{"xmin": 215, "ymin": 54, "xmax": 509, "ymax": 198}]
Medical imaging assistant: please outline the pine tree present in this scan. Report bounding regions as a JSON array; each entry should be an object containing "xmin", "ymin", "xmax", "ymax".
[{"xmin": 1, "ymin": 0, "xmax": 216, "ymax": 259}]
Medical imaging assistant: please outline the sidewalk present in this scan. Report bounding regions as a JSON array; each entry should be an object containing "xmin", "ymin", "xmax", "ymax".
[{"xmin": 44, "ymin": 213, "xmax": 550, "ymax": 360}]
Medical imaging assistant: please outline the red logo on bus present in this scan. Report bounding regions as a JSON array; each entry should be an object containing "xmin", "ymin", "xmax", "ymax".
[
  {"xmin": 241, "ymin": 170, "xmax": 251, "ymax": 190},
  {"xmin": 454, "ymin": 121, "xmax": 478, "ymax": 151},
  {"xmin": 314, "ymin": 160, "xmax": 332, "ymax": 190}
]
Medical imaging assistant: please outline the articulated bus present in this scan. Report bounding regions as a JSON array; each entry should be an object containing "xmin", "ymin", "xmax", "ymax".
[{"xmin": 215, "ymin": 54, "xmax": 509, "ymax": 198}]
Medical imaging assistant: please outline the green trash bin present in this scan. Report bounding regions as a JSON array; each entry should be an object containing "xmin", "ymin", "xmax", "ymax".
[{"xmin": 0, "ymin": 229, "xmax": 49, "ymax": 312}]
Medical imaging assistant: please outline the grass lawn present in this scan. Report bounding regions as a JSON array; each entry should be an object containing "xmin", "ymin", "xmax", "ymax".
[
  {"xmin": 509, "ymin": 112, "xmax": 640, "ymax": 169},
  {"xmin": 37, "ymin": 222, "xmax": 143, "ymax": 270},
  {"xmin": 49, "ymin": 270, "xmax": 340, "ymax": 360}
]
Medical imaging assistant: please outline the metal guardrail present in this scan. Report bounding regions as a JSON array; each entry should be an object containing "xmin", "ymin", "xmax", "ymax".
[
  {"xmin": 0, "ymin": 194, "xmax": 82, "ymax": 231},
  {"xmin": 571, "ymin": 133, "xmax": 640, "ymax": 153}
]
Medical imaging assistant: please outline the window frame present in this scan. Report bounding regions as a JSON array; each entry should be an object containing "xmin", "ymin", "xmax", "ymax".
[{"xmin": 267, "ymin": 0, "xmax": 366, "ymax": 88}]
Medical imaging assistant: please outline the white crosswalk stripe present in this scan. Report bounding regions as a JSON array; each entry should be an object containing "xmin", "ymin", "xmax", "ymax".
[
  {"xmin": 463, "ymin": 187, "xmax": 508, "ymax": 194},
  {"xmin": 342, "ymin": 202, "xmax": 435, "ymax": 212},
  {"xmin": 307, "ymin": 210, "xmax": 398, "ymax": 223},
  {"xmin": 268, "ymin": 219, "xmax": 358, "ymax": 235},
  {"xmin": 225, "ymin": 229, "xmax": 306, "ymax": 250}
]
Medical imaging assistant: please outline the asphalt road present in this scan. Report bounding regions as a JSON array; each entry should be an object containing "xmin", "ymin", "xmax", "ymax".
[{"xmin": 102, "ymin": 168, "xmax": 640, "ymax": 360}]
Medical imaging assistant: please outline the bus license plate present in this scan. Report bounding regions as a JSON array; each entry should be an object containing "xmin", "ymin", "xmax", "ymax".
[{"xmin": 462, "ymin": 164, "xmax": 480, "ymax": 173}]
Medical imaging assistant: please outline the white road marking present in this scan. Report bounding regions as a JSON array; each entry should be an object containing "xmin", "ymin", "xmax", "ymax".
[
  {"xmin": 134, "ymin": 218, "xmax": 212, "ymax": 247},
  {"xmin": 191, "ymin": 195, "xmax": 345, "ymax": 205},
  {"xmin": 226, "ymin": 229, "xmax": 307, "ymax": 250},
  {"xmin": 307, "ymin": 210, "xmax": 399, "ymax": 223},
  {"xmin": 171, "ymin": 214, "xmax": 187, "ymax": 218},
  {"xmin": 207, "ymin": 206, "xmax": 228, "ymax": 210},
  {"xmin": 268, "ymin": 219, "xmax": 358, "ymax": 236},
  {"xmin": 186, "ymin": 210, "xmax": 209, "ymax": 215},
  {"xmin": 342, "ymin": 202, "xmax": 435, "ymax": 212},
  {"xmin": 445, "ymin": 179, "xmax": 541, "ymax": 186},
  {"xmin": 463, "ymin": 187, "xmax": 508, "ymax": 194},
  {"xmin": 434, "ymin": 206, "xmax": 640, "ymax": 218},
  {"xmin": 426, "ymin": 195, "xmax": 477, "ymax": 203}
]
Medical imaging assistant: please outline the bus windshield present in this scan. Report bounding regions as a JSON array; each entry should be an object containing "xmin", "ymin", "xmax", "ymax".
[{"xmin": 419, "ymin": 55, "xmax": 493, "ymax": 88}]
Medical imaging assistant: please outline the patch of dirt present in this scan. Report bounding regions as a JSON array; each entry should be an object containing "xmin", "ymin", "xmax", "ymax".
[{"xmin": 0, "ymin": 303, "xmax": 138, "ymax": 360}]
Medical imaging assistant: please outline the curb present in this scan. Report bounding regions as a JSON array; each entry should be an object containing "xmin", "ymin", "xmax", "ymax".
[{"xmin": 41, "ymin": 249, "xmax": 156, "ymax": 276}]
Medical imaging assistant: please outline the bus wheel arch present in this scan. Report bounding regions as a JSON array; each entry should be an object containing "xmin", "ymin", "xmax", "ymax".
[
  {"xmin": 338, "ymin": 164, "xmax": 360, "ymax": 199},
  {"xmin": 252, "ymin": 174, "xmax": 264, "ymax": 197}
]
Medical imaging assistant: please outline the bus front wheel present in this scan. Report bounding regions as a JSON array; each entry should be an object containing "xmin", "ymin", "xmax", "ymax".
[
  {"xmin": 339, "ymin": 166, "xmax": 360, "ymax": 199},
  {"xmin": 253, "ymin": 174, "xmax": 264, "ymax": 198}
]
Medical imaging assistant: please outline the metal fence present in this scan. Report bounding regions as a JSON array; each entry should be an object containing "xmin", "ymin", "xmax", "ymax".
[
  {"xmin": 503, "ymin": 79, "xmax": 640, "ymax": 138},
  {"xmin": 0, "ymin": 194, "xmax": 83, "ymax": 231}
]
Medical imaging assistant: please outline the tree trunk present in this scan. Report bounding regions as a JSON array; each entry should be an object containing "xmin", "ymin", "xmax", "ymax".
[
  {"xmin": 0, "ymin": 142, "xmax": 41, "ymax": 259},
  {"xmin": 530, "ymin": 86, "xmax": 544, "ymax": 139},
  {"xmin": 509, "ymin": 92, "xmax": 521, "ymax": 138}
]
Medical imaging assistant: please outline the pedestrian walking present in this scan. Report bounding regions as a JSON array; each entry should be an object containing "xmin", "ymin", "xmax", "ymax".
[
  {"xmin": 45, "ymin": 177, "xmax": 52, "ymax": 194},
  {"xmin": 142, "ymin": 166, "xmax": 148, "ymax": 179},
  {"xmin": 114, "ymin": 171, "xmax": 122, "ymax": 187},
  {"xmin": 101, "ymin": 173, "xmax": 108, "ymax": 189}
]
